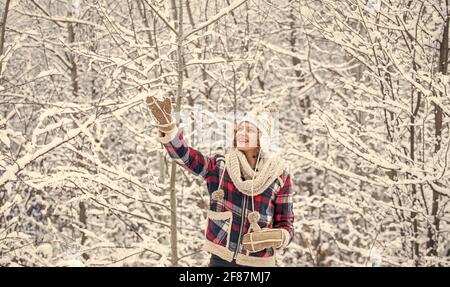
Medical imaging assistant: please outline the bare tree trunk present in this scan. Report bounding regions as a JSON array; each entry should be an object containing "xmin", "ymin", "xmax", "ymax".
[
  {"xmin": 289, "ymin": 0, "xmax": 307, "ymax": 110},
  {"xmin": 0, "ymin": 0, "xmax": 11, "ymax": 78},
  {"xmin": 66, "ymin": 1, "xmax": 88, "ymax": 260},
  {"xmin": 409, "ymin": 110, "xmax": 420, "ymax": 265},
  {"xmin": 168, "ymin": 0, "xmax": 184, "ymax": 267},
  {"xmin": 67, "ymin": 6, "xmax": 79, "ymax": 97},
  {"xmin": 427, "ymin": 3, "xmax": 448, "ymax": 259},
  {"xmin": 290, "ymin": 0, "xmax": 313, "ymax": 197}
]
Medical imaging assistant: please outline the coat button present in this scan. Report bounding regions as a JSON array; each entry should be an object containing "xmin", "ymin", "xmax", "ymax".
[
  {"xmin": 248, "ymin": 211, "xmax": 260, "ymax": 223},
  {"xmin": 212, "ymin": 189, "xmax": 224, "ymax": 201}
]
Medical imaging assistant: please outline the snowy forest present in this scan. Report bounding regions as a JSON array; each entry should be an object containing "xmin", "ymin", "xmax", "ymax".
[{"xmin": 0, "ymin": 0, "xmax": 449, "ymax": 267}]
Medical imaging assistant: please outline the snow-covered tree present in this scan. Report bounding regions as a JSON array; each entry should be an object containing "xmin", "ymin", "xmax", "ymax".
[{"xmin": 0, "ymin": 0, "xmax": 448, "ymax": 266}]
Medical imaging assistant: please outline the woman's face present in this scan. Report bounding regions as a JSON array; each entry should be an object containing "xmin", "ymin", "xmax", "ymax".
[{"xmin": 236, "ymin": 121, "xmax": 259, "ymax": 151}]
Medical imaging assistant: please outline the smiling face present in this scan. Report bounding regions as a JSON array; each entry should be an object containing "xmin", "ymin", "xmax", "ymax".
[{"xmin": 235, "ymin": 121, "xmax": 260, "ymax": 152}]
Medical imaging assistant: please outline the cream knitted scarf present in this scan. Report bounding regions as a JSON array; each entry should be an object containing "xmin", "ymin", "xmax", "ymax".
[{"xmin": 224, "ymin": 148, "xmax": 285, "ymax": 196}]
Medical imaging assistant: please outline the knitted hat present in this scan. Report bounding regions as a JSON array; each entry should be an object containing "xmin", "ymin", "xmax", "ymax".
[{"xmin": 237, "ymin": 107, "xmax": 273, "ymax": 155}]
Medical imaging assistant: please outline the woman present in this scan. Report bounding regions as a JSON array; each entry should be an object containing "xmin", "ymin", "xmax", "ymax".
[{"xmin": 146, "ymin": 95, "xmax": 294, "ymax": 267}]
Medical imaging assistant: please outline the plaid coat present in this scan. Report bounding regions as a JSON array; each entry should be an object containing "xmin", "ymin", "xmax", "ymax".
[{"xmin": 159, "ymin": 127, "xmax": 294, "ymax": 267}]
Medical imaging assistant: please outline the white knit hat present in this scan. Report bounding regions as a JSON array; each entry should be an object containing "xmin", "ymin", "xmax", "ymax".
[{"xmin": 237, "ymin": 107, "xmax": 273, "ymax": 155}]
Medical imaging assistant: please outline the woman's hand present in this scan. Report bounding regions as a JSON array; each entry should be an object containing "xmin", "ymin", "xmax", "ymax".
[{"xmin": 146, "ymin": 95, "xmax": 175, "ymax": 132}]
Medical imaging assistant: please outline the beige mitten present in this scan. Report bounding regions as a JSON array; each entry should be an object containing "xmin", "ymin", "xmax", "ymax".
[
  {"xmin": 242, "ymin": 228, "xmax": 285, "ymax": 252},
  {"xmin": 146, "ymin": 95, "xmax": 174, "ymax": 132}
]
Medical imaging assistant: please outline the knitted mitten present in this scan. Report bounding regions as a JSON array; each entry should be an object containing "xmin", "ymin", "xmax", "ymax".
[
  {"xmin": 242, "ymin": 228, "xmax": 285, "ymax": 252},
  {"xmin": 146, "ymin": 96, "xmax": 174, "ymax": 132}
]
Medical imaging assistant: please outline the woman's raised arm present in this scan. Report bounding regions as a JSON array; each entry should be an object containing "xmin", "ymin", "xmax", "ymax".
[{"xmin": 146, "ymin": 96, "xmax": 213, "ymax": 180}]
